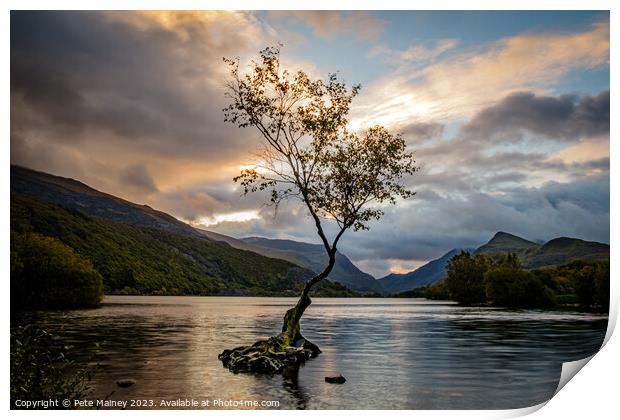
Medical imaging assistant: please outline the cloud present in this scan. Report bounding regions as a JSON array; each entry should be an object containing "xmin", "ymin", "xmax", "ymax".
[
  {"xmin": 498, "ymin": 175, "xmax": 610, "ymax": 215},
  {"xmin": 10, "ymin": 11, "xmax": 274, "ymax": 200},
  {"xmin": 352, "ymin": 19, "xmax": 609, "ymax": 128},
  {"xmin": 337, "ymin": 173, "xmax": 609, "ymax": 268},
  {"xmin": 119, "ymin": 164, "xmax": 158, "ymax": 194},
  {"xmin": 460, "ymin": 90, "xmax": 609, "ymax": 142},
  {"xmin": 269, "ymin": 11, "xmax": 384, "ymax": 41},
  {"xmin": 407, "ymin": 89, "xmax": 610, "ymax": 195},
  {"xmin": 369, "ymin": 39, "xmax": 459, "ymax": 63},
  {"xmin": 400, "ymin": 121, "xmax": 445, "ymax": 143},
  {"xmin": 10, "ymin": 12, "xmax": 609, "ymax": 278}
]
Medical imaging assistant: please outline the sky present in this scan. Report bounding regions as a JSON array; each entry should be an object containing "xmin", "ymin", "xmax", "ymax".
[{"xmin": 10, "ymin": 11, "xmax": 610, "ymax": 277}]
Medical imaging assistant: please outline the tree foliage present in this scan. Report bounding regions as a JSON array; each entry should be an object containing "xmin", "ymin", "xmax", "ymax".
[
  {"xmin": 439, "ymin": 251, "xmax": 608, "ymax": 310},
  {"xmin": 11, "ymin": 232, "xmax": 104, "ymax": 310},
  {"xmin": 11, "ymin": 193, "xmax": 355, "ymax": 298},
  {"xmin": 223, "ymin": 46, "xmax": 417, "ymax": 296},
  {"xmin": 564, "ymin": 260, "xmax": 609, "ymax": 309},
  {"xmin": 444, "ymin": 251, "xmax": 490, "ymax": 304},
  {"xmin": 484, "ymin": 266, "xmax": 555, "ymax": 308}
]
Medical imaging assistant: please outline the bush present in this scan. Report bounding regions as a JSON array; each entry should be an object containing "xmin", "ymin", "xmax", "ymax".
[
  {"xmin": 11, "ymin": 232, "xmax": 104, "ymax": 310},
  {"xmin": 569, "ymin": 260, "xmax": 609, "ymax": 309},
  {"xmin": 445, "ymin": 251, "xmax": 489, "ymax": 304},
  {"xmin": 484, "ymin": 266, "xmax": 555, "ymax": 308},
  {"xmin": 434, "ymin": 252, "xmax": 608, "ymax": 310},
  {"xmin": 11, "ymin": 325, "xmax": 93, "ymax": 408}
]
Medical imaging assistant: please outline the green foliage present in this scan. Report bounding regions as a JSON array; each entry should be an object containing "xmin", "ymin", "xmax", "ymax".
[
  {"xmin": 437, "ymin": 251, "xmax": 608, "ymax": 310},
  {"xmin": 224, "ymin": 46, "xmax": 417, "ymax": 301},
  {"xmin": 226, "ymin": 47, "xmax": 417, "ymax": 233},
  {"xmin": 444, "ymin": 251, "xmax": 490, "ymax": 304},
  {"xmin": 393, "ymin": 281, "xmax": 451, "ymax": 300},
  {"xmin": 11, "ymin": 231, "xmax": 103, "ymax": 310},
  {"xmin": 425, "ymin": 281, "xmax": 450, "ymax": 300},
  {"xmin": 11, "ymin": 193, "xmax": 355, "ymax": 297},
  {"xmin": 11, "ymin": 325, "xmax": 93, "ymax": 408},
  {"xmin": 565, "ymin": 260, "xmax": 609, "ymax": 309},
  {"xmin": 484, "ymin": 267, "xmax": 555, "ymax": 308}
]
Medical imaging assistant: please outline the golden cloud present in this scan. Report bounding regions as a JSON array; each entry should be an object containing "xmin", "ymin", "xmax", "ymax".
[{"xmin": 352, "ymin": 20, "xmax": 610, "ymax": 129}]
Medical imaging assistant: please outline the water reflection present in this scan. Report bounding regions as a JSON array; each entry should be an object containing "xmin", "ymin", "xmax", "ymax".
[
  {"xmin": 282, "ymin": 364, "xmax": 309, "ymax": 410},
  {"xmin": 12, "ymin": 297, "xmax": 608, "ymax": 410}
]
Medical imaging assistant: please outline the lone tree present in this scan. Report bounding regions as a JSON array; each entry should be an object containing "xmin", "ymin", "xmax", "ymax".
[{"xmin": 218, "ymin": 47, "xmax": 417, "ymax": 374}]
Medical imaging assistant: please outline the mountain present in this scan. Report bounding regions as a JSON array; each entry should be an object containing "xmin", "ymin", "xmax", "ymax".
[
  {"xmin": 474, "ymin": 231, "xmax": 609, "ymax": 268},
  {"xmin": 379, "ymin": 231, "xmax": 609, "ymax": 295},
  {"xmin": 474, "ymin": 231, "xmax": 539, "ymax": 256},
  {"xmin": 200, "ymin": 231, "xmax": 383, "ymax": 294},
  {"xmin": 378, "ymin": 248, "xmax": 468, "ymax": 294},
  {"xmin": 11, "ymin": 165, "xmax": 202, "ymax": 238},
  {"xmin": 12, "ymin": 165, "xmax": 377, "ymax": 293},
  {"xmin": 10, "ymin": 166, "xmax": 356, "ymax": 297},
  {"xmin": 519, "ymin": 237, "xmax": 609, "ymax": 268},
  {"xmin": 239, "ymin": 237, "xmax": 383, "ymax": 293},
  {"xmin": 199, "ymin": 229, "xmax": 300, "ymax": 263}
]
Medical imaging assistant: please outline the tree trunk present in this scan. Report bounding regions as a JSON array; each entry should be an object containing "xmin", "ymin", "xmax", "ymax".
[
  {"xmin": 218, "ymin": 250, "xmax": 336, "ymax": 374},
  {"xmin": 279, "ymin": 251, "xmax": 336, "ymax": 346}
]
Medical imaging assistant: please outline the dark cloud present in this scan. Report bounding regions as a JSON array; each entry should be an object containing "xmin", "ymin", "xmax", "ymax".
[
  {"xmin": 10, "ymin": 12, "xmax": 609, "ymax": 277},
  {"xmin": 498, "ymin": 174, "xmax": 610, "ymax": 215},
  {"xmin": 460, "ymin": 90, "xmax": 610, "ymax": 142},
  {"xmin": 119, "ymin": 164, "xmax": 158, "ymax": 194},
  {"xmin": 211, "ymin": 166, "xmax": 609, "ymax": 274},
  {"xmin": 10, "ymin": 11, "xmax": 264, "ymax": 163},
  {"xmin": 400, "ymin": 121, "xmax": 444, "ymax": 143}
]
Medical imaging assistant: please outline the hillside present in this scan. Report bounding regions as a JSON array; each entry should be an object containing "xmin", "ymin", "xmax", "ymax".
[
  {"xmin": 521, "ymin": 237, "xmax": 610, "ymax": 268},
  {"xmin": 474, "ymin": 231, "xmax": 539, "ymax": 256},
  {"xmin": 475, "ymin": 231, "xmax": 609, "ymax": 268},
  {"xmin": 12, "ymin": 165, "xmax": 376, "ymax": 294},
  {"xmin": 11, "ymin": 193, "xmax": 356, "ymax": 297},
  {"xmin": 11, "ymin": 165, "xmax": 202, "ymax": 238},
  {"xmin": 240, "ymin": 237, "xmax": 383, "ymax": 293},
  {"xmin": 380, "ymin": 231, "xmax": 609, "ymax": 295},
  {"xmin": 199, "ymin": 230, "xmax": 304, "ymax": 267},
  {"xmin": 378, "ymin": 248, "xmax": 470, "ymax": 294}
]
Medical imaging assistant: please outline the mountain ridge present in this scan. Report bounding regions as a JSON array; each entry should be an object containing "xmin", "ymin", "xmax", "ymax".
[
  {"xmin": 11, "ymin": 165, "xmax": 377, "ymax": 293},
  {"xmin": 11, "ymin": 192, "xmax": 357, "ymax": 297},
  {"xmin": 11, "ymin": 165, "xmax": 202, "ymax": 238},
  {"xmin": 379, "ymin": 231, "xmax": 609, "ymax": 294},
  {"xmin": 378, "ymin": 248, "xmax": 472, "ymax": 294},
  {"xmin": 239, "ymin": 237, "xmax": 382, "ymax": 293}
]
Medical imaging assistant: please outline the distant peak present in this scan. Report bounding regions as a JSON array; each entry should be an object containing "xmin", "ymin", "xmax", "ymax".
[
  {"xmin": 488, "ymin": 231, "xmax": 534, "ymax": 244},
  {"xmin": 492, "ymin": 231, "xmax": 518, "ymax": 240}
]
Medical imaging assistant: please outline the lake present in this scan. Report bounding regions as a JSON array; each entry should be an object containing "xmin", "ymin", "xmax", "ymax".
[{"xmin": 14, "ymin": 296, "xmax": 608, "ymax": 410}]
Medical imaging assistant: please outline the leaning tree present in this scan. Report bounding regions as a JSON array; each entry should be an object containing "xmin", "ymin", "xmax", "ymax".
[{"xmin": 218, "ymin": 47, "xmax": 418, "ymax": 374}]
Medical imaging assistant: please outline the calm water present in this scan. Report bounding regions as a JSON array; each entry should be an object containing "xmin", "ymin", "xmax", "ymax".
[{"xmin": 15, "ymin": 296, "xmax": 608, "ymax": 409}]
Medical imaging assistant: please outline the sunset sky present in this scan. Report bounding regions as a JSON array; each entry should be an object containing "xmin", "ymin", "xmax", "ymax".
[{"xmin": 10, "ymin": 11, "xmax": 610, "ymax": 277}]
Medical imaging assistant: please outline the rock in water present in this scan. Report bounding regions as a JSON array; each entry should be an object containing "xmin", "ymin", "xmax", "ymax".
[
  {"xmin": 116, "ymin": 379, "xmax": 136, "ymax": 388},
  {"xmin": 218, "ymin": 336, "xmax": 321, "ymax": 374},
  {"xmin": 325, "ymin": 375, "xmax": 346, "ymax": 384}
]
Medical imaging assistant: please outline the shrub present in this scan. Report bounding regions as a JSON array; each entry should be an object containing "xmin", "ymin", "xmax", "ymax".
[
  {"xmin": 484, "ymin": 266, "xmax": 555, "ymax": 308},
  {"xmin": 11, "ymin": 325, "xmax": 93, "ymax": 408},
  {"xmin": 445, "ymin": 252, "xmax": 489, "ymax": 304},
  {"xmin": 11, "ymin": 232, "xmax": 104, "ymax": 310},
  {"xmin": 569, "ymin": 260, "xmax": 610, "ymax": 309}
]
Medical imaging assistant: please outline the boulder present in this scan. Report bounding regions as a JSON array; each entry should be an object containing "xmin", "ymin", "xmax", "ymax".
[
  {"xmin": 116, "ymin": 379, "xmax": 136, "ymax": 388},
  {"xmin": 325, "ymin": 375, "xmax": 346, "ymax": 384},
  {"xmin": 218, "ymin": 336, "xmax": 321, "ymax": 374}
]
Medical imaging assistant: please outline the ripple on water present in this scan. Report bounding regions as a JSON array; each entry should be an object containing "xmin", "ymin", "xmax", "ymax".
[{"xmin": 12, "ymin": 296, "xmax": 608, "ymax": 410}]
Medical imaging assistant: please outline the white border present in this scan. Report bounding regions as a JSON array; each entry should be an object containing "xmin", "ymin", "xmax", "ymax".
[{"xmin": 2, "ymin": 1, "xmax": 616, "ymax": 419}]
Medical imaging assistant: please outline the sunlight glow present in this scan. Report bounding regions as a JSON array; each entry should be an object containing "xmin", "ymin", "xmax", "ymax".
[
  {"xmin": 349, "ymin": 94, "xmax": 438, "ymax": 132},
  {"xmin": 238, "ymin": 164, "xmax": 271, "ymax": 175},
  {"xmin": 388, "ymin": 259, "xmax": 425, "ymax": 275},
  {"xmin": 198, "ymin": 210, "xmax": 260, "ymax": 227}
]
